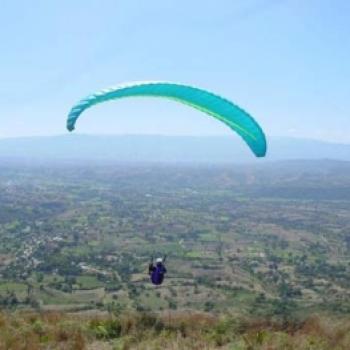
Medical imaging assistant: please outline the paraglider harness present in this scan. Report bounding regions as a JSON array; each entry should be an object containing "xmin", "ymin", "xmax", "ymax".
[{"xmin": 149, "ymin": 255, "xmax": 167, "ymax": 285}]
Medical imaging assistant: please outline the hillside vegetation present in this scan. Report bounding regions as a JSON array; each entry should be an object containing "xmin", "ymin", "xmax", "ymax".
[{"xmin": 0, "ymin": 310, "xmax": 349, "ymax": 350}]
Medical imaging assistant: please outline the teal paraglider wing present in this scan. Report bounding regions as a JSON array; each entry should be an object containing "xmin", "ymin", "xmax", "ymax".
[{"xmin": 67, "ymin": 81, "xmax": 267, "ymax": 157}]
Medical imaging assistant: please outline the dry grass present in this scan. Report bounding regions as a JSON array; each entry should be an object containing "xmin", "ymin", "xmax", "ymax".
[{"xmin": 0, "ymin": 310, "xmax": 349, "ymax": 349}]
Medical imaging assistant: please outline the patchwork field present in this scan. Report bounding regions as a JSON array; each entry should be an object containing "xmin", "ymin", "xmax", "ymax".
[{"xmin": 0, "ymin": 160, "xmax": 349, "ymax": 320}]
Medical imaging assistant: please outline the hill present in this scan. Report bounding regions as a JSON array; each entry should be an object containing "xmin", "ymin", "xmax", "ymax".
[{"xmin": 0, "ymin": 135, "xmax": 350, "ymax": 162}]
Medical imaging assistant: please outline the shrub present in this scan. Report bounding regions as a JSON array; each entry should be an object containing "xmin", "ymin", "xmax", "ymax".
[{"xmin": 89, "ymin": 318, "xmax": 122, "ymax": 339}]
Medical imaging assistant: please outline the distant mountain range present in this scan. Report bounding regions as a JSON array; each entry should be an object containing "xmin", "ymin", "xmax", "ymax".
[{"xmin": 0, "ymin": 135, "xmax": 349, "ymax": 163}]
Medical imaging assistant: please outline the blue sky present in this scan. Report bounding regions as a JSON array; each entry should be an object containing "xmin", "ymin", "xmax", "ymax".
[{"xmin": 1, "ymin": 0, "xmax": 349, "ymax": 142}]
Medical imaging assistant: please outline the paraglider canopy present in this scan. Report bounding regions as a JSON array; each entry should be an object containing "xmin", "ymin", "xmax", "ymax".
[{"xmin": 67, "ymin": 81, "xmax": 267, "ymax": 157}]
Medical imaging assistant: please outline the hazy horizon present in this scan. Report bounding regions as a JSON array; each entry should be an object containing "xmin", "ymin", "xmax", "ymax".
[
  {"xmin": 0, "ymin": 133, "xmax": 350, "ymax": 146},
  {"xmin": 1, "ymin": 134, "xmax": 350, "ymax": 163}
]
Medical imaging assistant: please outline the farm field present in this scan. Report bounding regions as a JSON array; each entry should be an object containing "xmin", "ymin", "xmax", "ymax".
[{"xmin": 0, "ymin": 160, "xmax": 349, "ymax": 320}]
